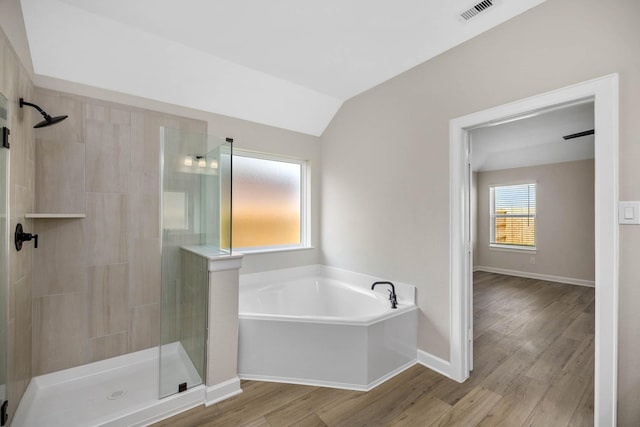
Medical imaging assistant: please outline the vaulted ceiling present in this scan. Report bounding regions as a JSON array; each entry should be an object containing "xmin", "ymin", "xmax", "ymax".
[{"xmin": 20, "ymin": 0, "xmax": 546, "ymax": 136}]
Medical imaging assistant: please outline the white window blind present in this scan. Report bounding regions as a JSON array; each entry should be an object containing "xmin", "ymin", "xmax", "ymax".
[{"xmin": 490, "ymin": 183, "xmax": 536, "ymax": 249}]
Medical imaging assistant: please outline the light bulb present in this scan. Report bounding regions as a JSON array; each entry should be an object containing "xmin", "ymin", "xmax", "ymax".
[
  {"xmin": 183, "ymin": 156, "xmax": 193, "ymax": 166},
  {"xmin": 198, "ymin": 157, "xmax": 206, "ymax": 167}
]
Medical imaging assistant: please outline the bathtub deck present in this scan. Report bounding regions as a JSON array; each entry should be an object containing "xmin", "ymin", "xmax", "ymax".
[{"xmin": 152, "ymin": 272, "xmax": 595, "ymax": 426}]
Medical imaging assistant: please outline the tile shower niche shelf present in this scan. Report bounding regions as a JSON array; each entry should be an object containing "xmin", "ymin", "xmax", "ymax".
[{"xmin": 25, "ymin": 213, "xmax": 86, "ymax": 219}]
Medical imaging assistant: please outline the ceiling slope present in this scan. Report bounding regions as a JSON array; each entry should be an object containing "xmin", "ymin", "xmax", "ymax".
[{"xmin": 20, "ymin": 0, "xmax": 547, "ymax": 136}]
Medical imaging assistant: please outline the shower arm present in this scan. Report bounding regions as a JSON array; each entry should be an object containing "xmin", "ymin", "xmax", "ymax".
[{"xmin": 19, "ymin": 98, "xmax": 51, "ymax": 119}]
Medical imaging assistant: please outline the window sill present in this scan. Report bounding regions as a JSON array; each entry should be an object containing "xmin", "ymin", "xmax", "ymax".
[
  {"xmin": 489, "ymin": 244, "xmax": 537, "ymax": 254},
  {"xmin": 235, "ymin": 245, "xmax": 315, "ymax": 255}
]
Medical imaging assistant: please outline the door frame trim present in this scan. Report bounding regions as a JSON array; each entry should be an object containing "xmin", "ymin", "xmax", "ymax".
[{"xmin": 449, "ymin": 74, "xmax": 619, "ymax": 426}]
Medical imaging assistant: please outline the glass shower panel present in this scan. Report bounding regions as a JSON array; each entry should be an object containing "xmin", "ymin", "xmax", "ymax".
[
  {"xmin": 0, "ymin": 92, "xmax": 8, "ymax": 414},
  {"xmin": 201, "ymin": 137, "xmax": 232, "ymax": 252},
  {"xmin": 159, "ymin": 128, "xmax": 231, "ymax": 399}
]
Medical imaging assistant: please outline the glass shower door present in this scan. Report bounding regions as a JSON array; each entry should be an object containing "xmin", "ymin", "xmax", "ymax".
[
  {"xmin": 0, "ymin": 92, "xmax": 9, "ymax": 421},
  {"xmin": 159, "ymin": 128, "xmax": 232, "ymax": 398}
]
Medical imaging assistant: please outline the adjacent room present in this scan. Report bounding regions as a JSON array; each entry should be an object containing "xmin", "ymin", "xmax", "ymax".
[{"xmin": 0, "ymin": 0, "xmax": 638, "ymax": 426}]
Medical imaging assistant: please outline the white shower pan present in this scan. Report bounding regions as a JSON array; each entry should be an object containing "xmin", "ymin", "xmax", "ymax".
[{"xmin": 12, "ymin": 343, "xmax": 202, "ymax": 427}]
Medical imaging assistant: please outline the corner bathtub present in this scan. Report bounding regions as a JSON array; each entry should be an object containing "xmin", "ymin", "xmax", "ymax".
[{"xmin": 238, "ymin": 265, "xmax": 418, "ymax": 391}]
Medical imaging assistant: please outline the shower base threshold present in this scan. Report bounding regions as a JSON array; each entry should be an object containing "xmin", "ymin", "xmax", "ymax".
[{"xmin": 12, "ymin": 343, "xmax": 205, "ymax": 427}]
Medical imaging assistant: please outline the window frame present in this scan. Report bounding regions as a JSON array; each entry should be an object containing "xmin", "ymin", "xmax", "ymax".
[
  {"xmin": 232, "ymin": 149, "xmax": 310, "ymax": 253},
  {"xmin": 489, "ymin": 182, "xmax": 537, "ymax": 251}
]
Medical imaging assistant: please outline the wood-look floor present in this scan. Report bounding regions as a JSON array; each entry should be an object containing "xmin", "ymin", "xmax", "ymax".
[{"xmin": 152, "ymin": 272, "xmax": 595, "ymax": 426}]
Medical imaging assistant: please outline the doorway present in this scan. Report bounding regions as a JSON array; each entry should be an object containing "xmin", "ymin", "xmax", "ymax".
[{"xmin": 449, "ymin": 74, "xmax": 618, "ymax": 426}]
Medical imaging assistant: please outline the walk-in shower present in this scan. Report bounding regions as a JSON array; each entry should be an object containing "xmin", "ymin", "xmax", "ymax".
[{"xmin": 11, "ymin": 127, "xmax": 232, "ymax": 426}]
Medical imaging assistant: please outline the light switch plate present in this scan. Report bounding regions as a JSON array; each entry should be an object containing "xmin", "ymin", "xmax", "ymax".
[{"xmin": 619, "ymin": 201, "xmax": 640, "ymax": 224}]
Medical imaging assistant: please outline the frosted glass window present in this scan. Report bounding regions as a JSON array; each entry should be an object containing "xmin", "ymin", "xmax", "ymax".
[
  {"xmin": 490, "ymin": 183, "xmax": 536, "ymax": 249},
  {"xmin": 232, "ymin": 153, "xmax": 306, "ymax": 250},
  {"xmin": 163, "ymin": 191, "xmax": 187, "ymax": 230}
]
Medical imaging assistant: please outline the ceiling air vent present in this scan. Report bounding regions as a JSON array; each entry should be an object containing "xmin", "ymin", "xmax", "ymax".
[{"xmin": 459, "ymin": 0, "xmax": 495, "ymax": 21}]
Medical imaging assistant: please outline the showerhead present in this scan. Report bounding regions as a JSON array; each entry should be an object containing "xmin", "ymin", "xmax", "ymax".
[
  {"xmin": 34, "ymin": 114, "xmax": 68, "ymax": 128},
  {"xmin": 19, "ymin": 98, "xmax": 68, "ymax": 128}
]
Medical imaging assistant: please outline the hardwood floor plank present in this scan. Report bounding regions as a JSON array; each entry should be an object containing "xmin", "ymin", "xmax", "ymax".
[
  {"xmin": 151, "ymin": 404, "xmax": 222, "ymax": 427},
  {"xmin": 201, "ymin": 382, "xmax": 315, "ymax": 426},
  {"xmin": 430, "ymin": 331, "xmax": 522, "ymax": 405},
  {"xmin": 265, "ymin": 386, "xmax": 355, "ymax": 426},
  {"xmin": 568, "ymin": 372, "xmax": 595, "ymax": 427},
  {"xmin": 477, "ymin": 376, "xmax": 549, "ymax": 427},
  {"xmin": 562, "ymin": 311, "xmax": 595, "ymax": 341},
  {"xmin": 329, "ymin": 369, "xmax": 445, "ymax": 427},
  {"xmin": 523, "ymin": 371, "xmax": 591, "ymax": 426},
  {"xmin": 386, "ymin": 394, "xmax": 451, "ymax": 426},
  {"xmin": 239, "ymin": 416, "xmax": 271, "ymax": 427},
  {"xmin": 525, "ymin": 335, "xmax": 581, "ymax": 384},
  {"xmin": 429, "ymin": 386, "xmax": 502, "ymax": 427},
  {"xmin": 286, "ymin": 413, "xmax": 328, "ymax": 427},
  {"xmin": 480, "ymin": 347, "xmax": 538, "ymax": 395},
  {"xmin": 316, "ymin": 365, "xmax": 439, "ymax": 426},
  {"xmin": 562, "ymin": 335, "xmax": 595, "ymax": 380}
]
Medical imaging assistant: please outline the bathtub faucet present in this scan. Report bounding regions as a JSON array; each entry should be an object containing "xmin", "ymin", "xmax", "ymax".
[{"xmin": 371, "ymin": 281, "xmax": 398, "ymax": 309}]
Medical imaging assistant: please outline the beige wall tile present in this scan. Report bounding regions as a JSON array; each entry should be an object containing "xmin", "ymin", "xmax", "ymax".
[
  {"xmin": 129, "ymin": 303, "xmax": 160, "ymax": 352},
  {"xmin": 109, "ymin": 108, "xmax": 131, "ymax": 125},
  {"xmin": 85, "ymin": 103, "xmax": 108, "ymax": 122},
  {"xmin": 11, "ymin": 183, "xmax": 32, "ymax": 219},
  {"xmin": 141, "ymin": 115, "xmax": 163, "ymax": 176},
  {"xmin": 84, "ymin": 193, "xmax": 128, "ymax": 266},
  {"xmin": 88, "ymin": 332, "xmax": 129, "ymax": 363},
  {"xmin": 129, "ymin": 238, "xmax": 161, "ymax": 306},
  {"xmin": 35, "ymin": 139, "xmax": 85, "ymax": 213},
  {"xmin": 129, "ymin": 170, "xmax": 160, "ymax": 239},
  {"xmin": 85, "ymin": 120, "xmax": 131, "ymax": 194},
  {"xmin": 33, "ymin": 219, "xmax": 87, "ymax": 297},
  {"xmin": 129, "ymin": 112, "xmax": 146, "ymax": 173},
  {"xmin": 88, "ymin": 263, "xmax": 129, "ymax": 338},
  {"xmin": 33, "ymin": 292, "xmax": 87, "ymax": 375}
]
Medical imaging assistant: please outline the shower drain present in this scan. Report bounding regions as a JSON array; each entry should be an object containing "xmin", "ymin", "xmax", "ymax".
[{"xmin": 107, "ymin": 390, "xmax": 126, "ymax": 400}]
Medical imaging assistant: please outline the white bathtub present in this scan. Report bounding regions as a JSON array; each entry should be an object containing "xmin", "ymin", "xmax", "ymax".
[{"xmin": 238, "ymin": 265, "xmax": 418, "ymax": 391}]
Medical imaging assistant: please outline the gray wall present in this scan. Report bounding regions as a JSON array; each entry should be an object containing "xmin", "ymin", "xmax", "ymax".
[
  {"xmin": 319, "ymin": 0, "xmax": 640, "ymax": 423},
  {"xmin": 475, "ymin": 160, "xmax": 595, "ymax": 283}
]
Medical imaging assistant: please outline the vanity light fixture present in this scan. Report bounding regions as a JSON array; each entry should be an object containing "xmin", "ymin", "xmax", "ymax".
[
  {"xmin": 197, "ymin": 156, "xmax": 206, "ymax": 167},
  {"xmin": 183, "ymin": 155, "xmax": 193, "ymax": 166}
]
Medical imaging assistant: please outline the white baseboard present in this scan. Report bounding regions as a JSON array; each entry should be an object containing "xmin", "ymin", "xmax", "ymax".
[
  {"xmin": 239, "ymin": 360, "xmax": 417, "ymax": 392},
  {"xmin": 475, "ymin": 266, "xmax": 595, "ymax": 287},
  {"xmin": 204, "ymin": 377, "xmax": 242, "ymax": 407},
  {"xmin": 417, "ymin": 349, "xmax": 451, "ymax": 379}
]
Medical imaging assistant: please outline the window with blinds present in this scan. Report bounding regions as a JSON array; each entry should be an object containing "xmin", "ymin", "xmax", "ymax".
[{"xmin": 490, "ymin": 183, "xmax": 536, "ymax": 249}]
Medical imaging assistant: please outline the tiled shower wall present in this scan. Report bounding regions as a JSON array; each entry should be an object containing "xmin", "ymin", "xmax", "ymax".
[
  {"xmin": 0, "ymin": 26, "xmax": 35, "ymax": 420},
  {"xmin": 32, "ymin": 88, "xmax": 207, "ymax": 375}
]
